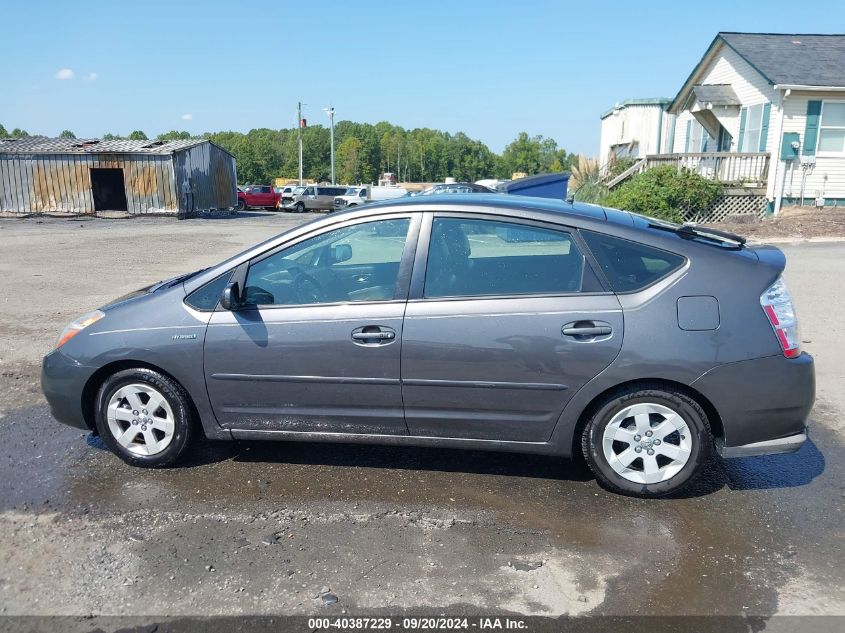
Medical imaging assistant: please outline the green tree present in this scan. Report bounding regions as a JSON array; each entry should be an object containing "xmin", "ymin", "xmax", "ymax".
[
  {"xmin": 337, "ymin": 136, "xmax": 363, "ymax": 184},
  {"xmin": 157, "ymin": 130, "xmax": 193, "ymax": 141},
  {"xmin": 102, "ymin": 133, "xmax": 124, "ymax": 140},
  {"xmin": 603, "ymin": 165, "xmax": 721, "ymax": 222},
  {"xmin": 59, "ymin": 129, "xmax": 76, "ymax": 139},
  {"xmin": 0, "ymin": 123, "xmax": 9, "ymax": 137},
  {"xmin": 10, "ymin": 128, "xmax": 29, "ymax": 138},
  {"xmin": 127, "ymin": 130, "xmax": 148, "ymax": 141}
]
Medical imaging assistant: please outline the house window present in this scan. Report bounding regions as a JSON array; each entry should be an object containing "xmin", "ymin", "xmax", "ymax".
[
  {"xmin": 740, "ymin": 104, "xmax": 764, "ymax": 152},
  {"xmin": 687, "ymin": 120, "xmax": 713, "ymax": 152},
  {"xmin": 818, "ymin": 102, "xmax": 845, "ymax": 154},
  {"xmin": 688, "ymin": 120, "xmax": 703, "ymax": 152}
]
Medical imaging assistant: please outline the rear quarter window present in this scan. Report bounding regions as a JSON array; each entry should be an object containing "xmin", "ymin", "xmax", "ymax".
[{"xmin": 580, "ymin": 230, "xmax": 685, "ymax": 292}]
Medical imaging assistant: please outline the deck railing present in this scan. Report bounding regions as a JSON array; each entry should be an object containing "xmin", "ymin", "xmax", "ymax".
[
  {"xmin": 606, "ymin": 152, "xmax": 770, "ymax": 189},
  {"xmin": 645, "ymin": 152, "xmax": 770, "ymax": 185}
]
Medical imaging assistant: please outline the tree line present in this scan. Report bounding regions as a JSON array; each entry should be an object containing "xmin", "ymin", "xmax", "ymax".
[{"xmin": 1, "ymin": 121, "xmax": 578, "ymax": 185}]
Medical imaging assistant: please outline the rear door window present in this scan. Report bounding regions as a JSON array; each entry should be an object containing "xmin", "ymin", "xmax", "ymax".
[
  {"xmin": 580, "ymin": 230, "xmax": 685, "ymax": 292},
  {"xmin": 424, "ymin": 218, "xmax": 594, "ymax": 298}
]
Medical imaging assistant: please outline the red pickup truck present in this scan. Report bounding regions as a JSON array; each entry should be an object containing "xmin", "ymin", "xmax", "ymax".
[{"xmin": 237, "ymin": 185, "xmax": 281, "ymax": 210}]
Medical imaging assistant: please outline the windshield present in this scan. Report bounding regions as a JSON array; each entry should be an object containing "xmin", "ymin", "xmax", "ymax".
[{"xmin": 344, "ymin": 188, "xmax": 360, "ymax": 195}]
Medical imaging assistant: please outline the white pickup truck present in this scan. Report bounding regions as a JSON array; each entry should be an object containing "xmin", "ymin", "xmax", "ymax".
[{"xmin": 333, "ymin": 185, "xmax": 408, "ymax": 211}]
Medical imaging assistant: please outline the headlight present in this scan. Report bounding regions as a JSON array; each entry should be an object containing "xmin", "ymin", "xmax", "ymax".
[{"xmin": 56, "ymin": 310, "xmax": 105, "ymax": 349}]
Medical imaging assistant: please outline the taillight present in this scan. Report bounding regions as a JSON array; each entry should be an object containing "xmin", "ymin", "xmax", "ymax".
[{"xmin": 761, "ymin": 277, "xmax": 801, "ymax": 358}]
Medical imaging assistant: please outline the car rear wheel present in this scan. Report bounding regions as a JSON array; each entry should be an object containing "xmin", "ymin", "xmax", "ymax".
[
  {"xmin": 94, "ymin": 368, "xmax": 194, "ymax": 468},
  {"xmin": 582, "ymin": 386, "xmax": 711, "ymax": 497}
]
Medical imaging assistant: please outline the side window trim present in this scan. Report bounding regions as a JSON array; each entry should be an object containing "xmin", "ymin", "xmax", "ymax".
[{"xmin": 408, "ymin": 213, "xmax": 609, "ymax": 301}]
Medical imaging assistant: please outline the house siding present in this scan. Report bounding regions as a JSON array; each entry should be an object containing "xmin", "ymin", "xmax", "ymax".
[
  {"xmin": 778, "ymin": 92, "xmax": 845, "ymax": 203},
  {"xmin": 671, "ymin": 43, "xmax": 779, "ymax": 153},
  {"xmin": 599, "ymin": 104, "xmax": 668, "ymax": 164}
]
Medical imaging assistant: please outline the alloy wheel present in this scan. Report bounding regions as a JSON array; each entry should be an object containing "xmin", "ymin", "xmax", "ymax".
[
  {"xmin": 106, "ymin": 383, "xmax": 175, "ymax": 456},
  {"xmin": 601, "ymin": 402, "xmax": 693, "ymax": 484}
]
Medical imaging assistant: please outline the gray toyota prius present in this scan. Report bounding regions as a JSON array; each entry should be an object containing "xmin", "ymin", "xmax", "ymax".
[{"xmin": 42, "ymin": 195, "xmax": 815, "ymax": 497}]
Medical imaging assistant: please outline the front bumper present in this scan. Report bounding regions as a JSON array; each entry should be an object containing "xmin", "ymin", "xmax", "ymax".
[
  {"xmin": 692, "ymin": 352, "xmax": 815, "ymax": 454},
  {"xmin": 41, "ymin": 350, "xmax": 95, "ymax": 430}
]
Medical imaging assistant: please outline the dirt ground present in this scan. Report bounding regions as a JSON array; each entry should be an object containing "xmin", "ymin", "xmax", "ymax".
[
  {"xmin": 0, "ymin": 211, "xmax": 843, "ymax": 627},
  {"xmin": 709, "ymin": 205, "xmax": 845, "ymax": 240}
]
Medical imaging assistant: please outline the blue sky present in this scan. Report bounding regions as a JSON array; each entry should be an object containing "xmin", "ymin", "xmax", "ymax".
[{"xmin": 1, "ymin": 0, "xmax": 844, "ymax": 156}]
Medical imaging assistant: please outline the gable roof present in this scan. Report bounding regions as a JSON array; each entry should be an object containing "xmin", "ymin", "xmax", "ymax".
[
  {"xmin": 670, "ymin": 32, "xmax": 845, "ymax": 112},
  {"xmin": 720, "ymin": 32, "xmax": 845, "ymax": 87}
]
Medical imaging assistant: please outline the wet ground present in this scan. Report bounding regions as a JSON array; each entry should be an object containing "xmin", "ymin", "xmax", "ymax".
[{"xmin": 0, "ymin": 213, "xmax": 843, "ymax": 622}]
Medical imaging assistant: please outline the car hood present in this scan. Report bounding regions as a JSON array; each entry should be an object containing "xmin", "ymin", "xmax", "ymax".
[{"xmin": 100, "ymin": 269, "xmax": 205, "ymax": 310}]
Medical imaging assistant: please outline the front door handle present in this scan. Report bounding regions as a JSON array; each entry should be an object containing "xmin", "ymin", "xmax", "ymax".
[{"xmin": 351, "ymin": 326, "xmax": 396, "ymax": 345}]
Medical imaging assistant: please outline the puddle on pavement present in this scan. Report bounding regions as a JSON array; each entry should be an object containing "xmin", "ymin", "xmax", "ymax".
[{"xmin": 2, "ymin": 403, "xmax": 842, "ymax": 616}]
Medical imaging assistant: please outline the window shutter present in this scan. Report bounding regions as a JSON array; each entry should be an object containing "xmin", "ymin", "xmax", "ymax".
[
  {"xmin": 684, "ymin": 120, "xmax": 691, "ymax": 152},
  {"xmin": 759, "ymin": 103, "xmax": 772, "ymax": 151},
  {"xmin": 803, "ymin": 100, "xmax": 822, "ymax": 155},
  {"xmin": 737, "ymin": 108, "xmax": 747, "ymax": 152}
]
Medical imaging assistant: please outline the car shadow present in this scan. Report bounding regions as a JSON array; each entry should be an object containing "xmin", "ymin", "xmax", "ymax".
[
  {"xmin": 85, "ymin": 427, "xmax": 825, "ymax": 496},
  {"xmin": 721, "ymin": 436, "xmax": 826, "ymax": 490}
]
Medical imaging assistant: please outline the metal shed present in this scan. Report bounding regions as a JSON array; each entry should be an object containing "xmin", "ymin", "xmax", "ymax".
[{"xmin": 0, "ymin": 137, "xmax": 237, "ymax": 216}]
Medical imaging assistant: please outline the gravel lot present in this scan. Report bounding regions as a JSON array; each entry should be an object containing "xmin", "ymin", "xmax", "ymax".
[{"xmin": 0, "ymin": 211, "xmax": 843, "ymax": 624}]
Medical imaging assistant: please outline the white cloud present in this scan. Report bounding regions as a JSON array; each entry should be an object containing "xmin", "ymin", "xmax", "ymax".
[
  {"xmin": 86, "ymin": 72, "xmax": 98, "ymax": 81},
  {"xmin": 181, "ymin": 113, "xmax": 193, "ymax": 121},
  {"xmin": 54, "ymin": 68, "xmax": 74, "ymax": 80}
]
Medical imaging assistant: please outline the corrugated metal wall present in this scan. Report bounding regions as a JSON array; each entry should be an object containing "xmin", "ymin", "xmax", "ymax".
[
  {"xmin": 173, "ymin": 143, "xmax": 237, "ymax": 212},
  {"xmin": 0, "ymin": 142, "xmax": 237, "ymax": 215}
]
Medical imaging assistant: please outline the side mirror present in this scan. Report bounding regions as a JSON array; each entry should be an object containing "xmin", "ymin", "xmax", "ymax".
[
  {"xmin": 220, "ymin": 281, "xmax": 241, "ymax": 311},
  {"xmin": 331, "ymin": 243, "xmax": 352, "ymax": 264}
]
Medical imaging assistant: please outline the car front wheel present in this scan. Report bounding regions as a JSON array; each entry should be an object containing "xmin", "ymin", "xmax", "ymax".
[
  {"xmin": 582, "ymin": 386, "xmax": 712, "ymax": 497},
  {"xmin": 236, "ymin": 198, "xmax": 246, "ymax": 211},
  {"xmin": 94, "ymin": 368, "xmax": 194, "ymax": 468},
  {"xmin": 295, "ymin": 201, "xmax": 305, "ymax": 213}
]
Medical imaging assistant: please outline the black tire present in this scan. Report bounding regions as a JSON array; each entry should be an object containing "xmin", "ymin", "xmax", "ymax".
[
  {"xmin": 94, "ymin": 368, "xmax": 194, "ymax": 468},
  {"xmin": 236, "ymin": 198, "xmax": 246, "ymax": 211},
  {"xmin": 581, "ymin": 385, "xmax": 712, "ymax": 497},
  {"xmin": 295, "ymin": 201, "xmax": 305, "ymax": 213}
]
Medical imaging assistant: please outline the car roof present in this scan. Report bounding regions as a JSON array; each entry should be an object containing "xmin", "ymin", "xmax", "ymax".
[{"xmin": 363, "ymin": 193, "xmax": 611, "ymax": 222}]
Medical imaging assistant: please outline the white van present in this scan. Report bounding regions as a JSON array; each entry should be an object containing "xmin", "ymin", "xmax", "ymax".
[{"xmin": 334, "ymin": 185, "xmax": 408, "ymax": 211}]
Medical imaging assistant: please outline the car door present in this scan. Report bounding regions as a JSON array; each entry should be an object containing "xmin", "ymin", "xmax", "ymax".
[
  {"xmin": 401, "ymin": 213, "xmax": 623, "ymax": 442},
  {"xmin": 204, "ymin": 214, "xmax": 420, "ymax": 435}
]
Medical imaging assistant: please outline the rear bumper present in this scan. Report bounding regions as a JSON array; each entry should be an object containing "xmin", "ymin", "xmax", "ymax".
[
  {"xmin": 692, "ymin": 352, "xmax": 815, "ymax": 452},
  {"xmin": 717, "ymin": 429, "xmax": 808, "ymax": 458}
]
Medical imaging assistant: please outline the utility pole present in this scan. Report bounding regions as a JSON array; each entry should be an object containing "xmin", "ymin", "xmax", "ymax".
[
  {"xmin": 324, "ymin": 106, "xmax": 336, "ymax": 184},
  {"xmin": 297, "ymin": 102, "xmax": 303, "ymax": 186}
]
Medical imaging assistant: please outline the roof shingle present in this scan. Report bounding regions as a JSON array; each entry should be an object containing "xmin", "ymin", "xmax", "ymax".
[{"xmin": 719, "ymin": 32, "xmax": 845, "ymax": 87}]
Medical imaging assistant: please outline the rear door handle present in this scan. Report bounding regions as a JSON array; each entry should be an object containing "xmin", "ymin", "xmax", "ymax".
[
  {"xmin": 562, "ymin": 326, "xmax": 611, "ymax": 336},
  {"xmin": 561, "ymin": 321, "xmax": 613, "ymax": 339}
]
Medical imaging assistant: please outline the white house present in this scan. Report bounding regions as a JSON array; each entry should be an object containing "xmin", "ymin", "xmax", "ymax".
[
  {"xmin": 599, "ymin": 98, "xmax": 672, "ymax": 165},
  {"xmin": 602, "ymin": 32, "xmax": 845, "ymax": 212}
]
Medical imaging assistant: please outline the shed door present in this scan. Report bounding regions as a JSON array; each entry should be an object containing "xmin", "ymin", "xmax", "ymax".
[{"xmin": 91, "ymin": 168, "xmax": 128, "ymax": 212}]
